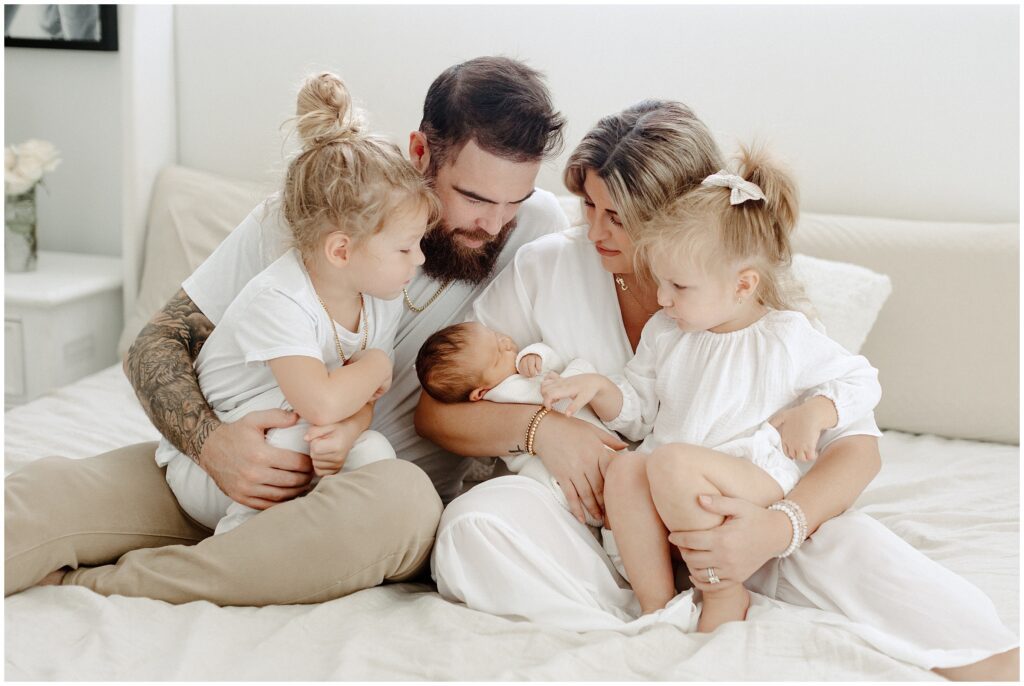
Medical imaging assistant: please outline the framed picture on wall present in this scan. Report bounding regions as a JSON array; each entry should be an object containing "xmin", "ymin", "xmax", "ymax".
[{"xmin": 4, "ymin": 4, "xmax": 118, "ymax": 51}]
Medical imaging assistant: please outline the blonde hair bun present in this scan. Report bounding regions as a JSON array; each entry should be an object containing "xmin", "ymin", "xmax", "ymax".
[
  {"xmin": 282, "ymin": 71, "xmax": 441, "ymax": 259},
  {"xmin": 295, "ymin": 71, "xmax": 364, "ymax": 148}
]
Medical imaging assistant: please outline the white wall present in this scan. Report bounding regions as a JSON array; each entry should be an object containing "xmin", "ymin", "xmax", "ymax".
[
  {"xmin": 4, "ymin": 45, "xmax": 122, "ymax": 255},
  {"xmin": 175, "ymin": 4, "xmax": 1018, "ymax": 223},
  {"xmin": 118, "ymin": 5, "xmax": 177, "ymax": 317}
]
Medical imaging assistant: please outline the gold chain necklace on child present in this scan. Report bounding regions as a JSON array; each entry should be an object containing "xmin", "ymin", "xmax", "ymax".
[
  {"xmin": 614, "ymin": 274, "xmax": 659, "ymax": 316},
  {"xmin": 317, "ymin": 293, "xmax": 368, "ymax": 363},
  {"xmin": 403, "ymin": 280, "xmax": 452, "ymax": 313}
]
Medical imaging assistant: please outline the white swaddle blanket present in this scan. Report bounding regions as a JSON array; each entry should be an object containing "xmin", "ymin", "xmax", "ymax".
[{"xmin": 484, "ymin": 342, "xmax": 615, "ymax": 527}]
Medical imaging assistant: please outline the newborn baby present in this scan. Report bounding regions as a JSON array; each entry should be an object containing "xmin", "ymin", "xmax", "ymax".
[{"xmin": 416, "ymin": 321, "xmax": 613, "ymax": 526}]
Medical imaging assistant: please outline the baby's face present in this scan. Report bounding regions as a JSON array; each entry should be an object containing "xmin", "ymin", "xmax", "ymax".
[{"xmin": 461, "ymin": 322, "xmax": 520, "ymax": 392}]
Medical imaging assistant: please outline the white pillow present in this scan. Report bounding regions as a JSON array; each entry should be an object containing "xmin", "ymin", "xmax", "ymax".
[
  {"xmin": 117, "ymin": 166, "xmax": 271, "ymax": 358},
  {"xmin": 790, "ymin": 253, "xmax": 892, "ymax": 354}
]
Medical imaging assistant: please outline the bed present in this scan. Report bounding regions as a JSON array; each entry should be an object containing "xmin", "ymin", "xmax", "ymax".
[{"xmin": 4, "ymin": 166, "xmax": 1018, "ymax": 680}]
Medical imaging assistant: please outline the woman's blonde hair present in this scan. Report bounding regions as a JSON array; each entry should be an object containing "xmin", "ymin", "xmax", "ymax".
[
  {"xmin": 563, "ymin": 100, "xmax": 725, "ymax": 280},
  {"xmin": 282, "ymin": 72, "xmax": 441, "ymax": 258},
  {"xmin": 638, "ymin": 143, "xmax": 803, "ymax": 311}
]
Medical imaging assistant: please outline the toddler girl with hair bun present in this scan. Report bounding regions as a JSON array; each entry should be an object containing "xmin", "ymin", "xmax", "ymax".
[
  {"xmin": 155, "ymin": 71, "xmax": 441, "ymax": 535},
  {"xmin": 540, "ymin": 144, "xmax": 883, "ymax": 632}
]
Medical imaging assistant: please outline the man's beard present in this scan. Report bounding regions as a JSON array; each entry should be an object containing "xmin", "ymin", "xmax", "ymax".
[{"xmin": 420, "ymin": 217, "xmax": 516, "ymax": 285}]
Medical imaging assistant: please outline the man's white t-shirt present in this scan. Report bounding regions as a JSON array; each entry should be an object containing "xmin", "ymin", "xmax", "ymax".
[{"xmin": 183, "ymin": 190, "xmax": 569, "ymax": 501}]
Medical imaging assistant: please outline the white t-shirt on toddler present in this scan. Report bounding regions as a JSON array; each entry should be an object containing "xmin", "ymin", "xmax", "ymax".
[
  {"xmin": 155, "ymin": 246, "xmax": 401, "ymax": 469},
  {"xmin": 181, "ymin": 191, "xmax": 569, "ymax": 501}
]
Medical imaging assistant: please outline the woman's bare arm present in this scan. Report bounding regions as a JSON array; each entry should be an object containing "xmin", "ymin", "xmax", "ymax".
[
  {"xmin": 787, "ymin": 434, "xmax": 881, "ymax": 535},
  {"xmin": 415, "ymin": 390, "xmax": 627, "ymax": 523}
]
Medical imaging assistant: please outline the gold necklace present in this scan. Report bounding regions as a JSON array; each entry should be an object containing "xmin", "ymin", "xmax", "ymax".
[
  {"xmin": 614, "ymin": 273, "xmax": 659, "ymax": 316},
  {"xmin": 317, "ymin": 293, "xmax": 368, "ymax": 363},
  {"xmin": 403, "ymin": 280, "xmax": 452, "ymax": 313}
]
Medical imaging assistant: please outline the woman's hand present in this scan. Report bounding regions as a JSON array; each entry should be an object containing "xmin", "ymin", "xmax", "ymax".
[
  {"xmin": 769, "ymin": 396, "xmax": 838, "ymax": 461},
  {"xmin": 532, "ymin": 411, "xmax": 627, "ymax": 524},
  {"xmin": 668, "ymin": 494, "xmax": 792, "ymax": 590}
]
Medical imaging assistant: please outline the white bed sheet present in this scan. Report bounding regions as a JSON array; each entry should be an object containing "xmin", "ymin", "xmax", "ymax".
[{"xmin": 4, "ymin": 365, "xmax": 1019, "ymax": 680}]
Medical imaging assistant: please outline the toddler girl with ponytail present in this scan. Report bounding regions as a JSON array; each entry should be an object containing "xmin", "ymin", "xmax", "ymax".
[
  {"xmin": 155, "ymin": 72, "xmax": 440, "ymax": 535},
  {"xmin": 540, "ymin": 144, "xmax": 883, "ymax": 632}
]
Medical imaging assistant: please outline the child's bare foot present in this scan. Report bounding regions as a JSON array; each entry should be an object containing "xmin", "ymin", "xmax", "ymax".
[
  {"xmin": 37, "ymin": 568, "xmax": 68, "ymax": 587},
  {"xmin": 697, "ymin": 584, "xmax": 750, "ymax": 633}
]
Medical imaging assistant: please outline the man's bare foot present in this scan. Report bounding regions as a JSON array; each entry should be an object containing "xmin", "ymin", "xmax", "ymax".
[
  {"xmin": 37, "ymin": 568, "xmax": 68, "ymax": 587},
  {"xmin": 696, "ymin": 584, "xmax": 750, "ymax": 633}
]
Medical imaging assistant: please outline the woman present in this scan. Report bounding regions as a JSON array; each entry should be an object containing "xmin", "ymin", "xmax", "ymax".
[{"xmin": 416, "ymin": 100, "xmax": 1018, "ymax": 679}]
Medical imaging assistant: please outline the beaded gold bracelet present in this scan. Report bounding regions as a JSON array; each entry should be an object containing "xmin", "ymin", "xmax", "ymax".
[{"xmin": 525, "ymin": 407, "xmax": 551, "ymax": 455}]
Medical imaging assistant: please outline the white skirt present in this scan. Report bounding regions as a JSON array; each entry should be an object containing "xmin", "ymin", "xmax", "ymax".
[{"xmin": 431, "ymin": 475, "xmax": 1017, "ymax": 669}]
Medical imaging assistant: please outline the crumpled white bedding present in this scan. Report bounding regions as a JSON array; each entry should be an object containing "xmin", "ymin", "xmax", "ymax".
[{"xmin": 4, "ymin": 365, "xmax": 1019, "ymax": 680}]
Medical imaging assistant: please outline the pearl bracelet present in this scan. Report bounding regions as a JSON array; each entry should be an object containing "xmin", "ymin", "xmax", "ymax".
[
  {"xmin": 768, "ymin": 499, "xmax": 808, "ymax": 558},
  {"xmin": 524, "ymin": 407, "xmax": 551, "ymax": 455}
]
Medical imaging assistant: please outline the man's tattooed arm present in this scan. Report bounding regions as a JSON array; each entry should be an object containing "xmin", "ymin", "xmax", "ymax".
[{"xmin": 124, "ymin": 288, "xmax": 218, "ymax": 464}]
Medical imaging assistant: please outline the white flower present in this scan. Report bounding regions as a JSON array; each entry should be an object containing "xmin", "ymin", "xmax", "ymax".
[
  {"xmin": 4, "ymin": 139, "xmax": 61, "ymax": 196},
  {"xmin": 5, "ymin": 168, "xmax": 35, "ymax": 196},
  {"xmin": 17, "ymin": 139, "xmax": 61, "ymax": 174}
]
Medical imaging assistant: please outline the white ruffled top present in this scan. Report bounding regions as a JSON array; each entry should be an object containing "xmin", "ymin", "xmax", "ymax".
[{"xmin": 607, "ymin": 309, "xmax": 882, "ymax": 453}]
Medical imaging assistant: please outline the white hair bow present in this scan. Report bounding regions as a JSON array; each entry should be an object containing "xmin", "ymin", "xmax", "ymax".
[{"xmin": 701, "ymin": 170, "xmax": 766, "ymax": 205}]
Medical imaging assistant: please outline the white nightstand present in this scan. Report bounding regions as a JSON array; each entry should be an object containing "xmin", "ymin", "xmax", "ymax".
[{"xmin": 5, "ymin": 251, "xmax": 124, "ymax": 408}]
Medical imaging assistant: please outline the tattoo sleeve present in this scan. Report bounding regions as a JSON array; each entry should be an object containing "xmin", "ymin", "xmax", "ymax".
[{"xmin": 124, "ymin": 288, "xmax": 218, "ymax": 463}]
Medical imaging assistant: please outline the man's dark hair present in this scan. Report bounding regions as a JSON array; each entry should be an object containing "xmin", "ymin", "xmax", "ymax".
[
  {"xmin": 415, "ymin": 323, "xmax": 479, "ymax": 403},
  {"xmin": 419, "ymin": 56, "xmax": 566, "ymax": 172}
]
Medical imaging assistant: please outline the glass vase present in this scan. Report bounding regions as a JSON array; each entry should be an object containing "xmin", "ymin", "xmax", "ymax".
[{"xmin": 5, "ymin": 186, "xmax": 38, "ymax": 272}]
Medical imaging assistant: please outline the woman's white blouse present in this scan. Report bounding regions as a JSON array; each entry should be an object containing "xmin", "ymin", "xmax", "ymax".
[{"xmin": 471, "ymin": 226, "xmax": 635, "ymax": 378}]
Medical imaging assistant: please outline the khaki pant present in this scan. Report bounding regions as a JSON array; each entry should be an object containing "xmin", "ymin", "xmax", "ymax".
[{"xmin": 5, "ymin": 442, "xmax": 443, "ymax": 605}]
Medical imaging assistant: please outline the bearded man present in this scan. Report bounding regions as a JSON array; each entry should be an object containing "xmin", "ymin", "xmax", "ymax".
[{"xmin": 5, "ymin": 56, "xmax": 567, "ymax": 605}]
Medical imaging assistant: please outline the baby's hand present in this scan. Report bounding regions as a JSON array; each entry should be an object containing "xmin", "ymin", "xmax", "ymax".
[
  {"xmin": 541, "ymin": 372, "xmax": 602, "ymax": 417},
  {"xmin": 517, "ymin": 353, "xmax": 543, "ymax": 378},
  {"xmin": 769, "ymin": 396, "xmax": 838, "ymax": 462}
]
